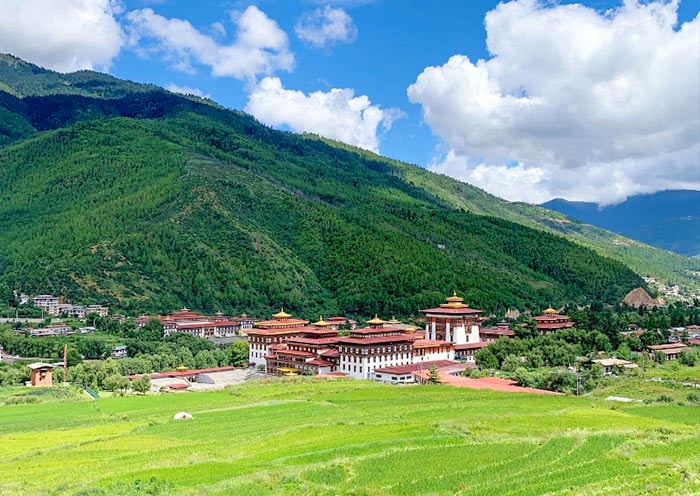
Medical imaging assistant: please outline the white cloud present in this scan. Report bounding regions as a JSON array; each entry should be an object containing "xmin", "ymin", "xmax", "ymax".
[
  {"xmin": 0, "ymin": 0, "xmax": 124, "ymax": 72},
  {"xmin": 295, "ymin": 6, "xmax": 358, "ymax": 48},
  {"xmin": 246, "ymin": 77, "xmax": 404, "ymax": 152},
  {"xmin": 408, "ymin": 0, "xmax": 700, "ymax": 205},
  {"xmin": 126, "ymin": 5, "xmax": 293, "ymax": 81},
  {"xmin": 165, "ymin": 83, "xmax": 209, "ymax": 98}
]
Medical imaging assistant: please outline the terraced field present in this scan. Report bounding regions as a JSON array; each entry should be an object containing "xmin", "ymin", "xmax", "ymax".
[{"xmin": 0, "ymin": 379, "xmax": 698, "ymax": 495}]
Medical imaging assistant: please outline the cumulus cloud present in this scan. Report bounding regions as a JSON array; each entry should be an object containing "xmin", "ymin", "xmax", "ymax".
[
  {"xmin": 246, "ymin": 77, "xmax": 404, "ymax": 152},
  {"xmin": 165, "ymin": 83, "xmax": 209, "ymax": 98},
  {"xmin": 408, "ymin": 0, "xmax": 700, "ymax": 205},
  {"xmin": 0, "ymin": 0, "xmax": 124, "ymax": 72},
  {"xmin": 126, "ymin": 5, "xmax": 293, "ymax": 80},
  {"xmin": 295, "ymin": 6, "xmax": 358, "ymax": 48}
]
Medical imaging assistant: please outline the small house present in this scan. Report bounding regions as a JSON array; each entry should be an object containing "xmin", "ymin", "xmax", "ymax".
[
  {"xmin": 27, "ymin": 363, "xmax": 53, "ymax": 387},
  {"xmin": 112, "ymin": 345, "xmax": 128, "ymax": 359}
]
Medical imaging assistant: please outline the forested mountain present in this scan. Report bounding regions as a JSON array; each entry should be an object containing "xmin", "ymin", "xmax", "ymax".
[
  {"xmin": 543, "ymin": 191, "xmax": 700, "ymax": 257},
  {"xmin": 0, "ymin": 54, "xmax": 696, "ymax": 316}
]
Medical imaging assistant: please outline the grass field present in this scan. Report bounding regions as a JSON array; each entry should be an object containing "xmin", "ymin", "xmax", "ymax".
[{"xmin": 0, "ymin": 378, "xmax": 699, "ymax": 496}]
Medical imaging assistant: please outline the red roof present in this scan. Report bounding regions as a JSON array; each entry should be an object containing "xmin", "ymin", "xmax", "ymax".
[
  {"xmin": 421, "ymin": 307, "xmax": 482, "ymax": 315},
  {"xmin": 246, "ymin": 327, "xmax": 309, "ymax": 336},
  {"xmin": 307, "ymin": 358, "xmax": 334, "ymax": 366},
  {"xmin": 336, "ymin": 335, "xmax": 414, "ymax": 345},
  {"xmin": 454, "ymin": 342, "xmax": 491, "ymax": 350},
  {"xmin": 350, "ymin": 326, "xmax": 405, "ymax": 335},
  {"xmin": 275, "ymin": 349, "xmax": 316, "ymax": 357},
  {"xmin": 286, "ymin": 337, "xmax": 341, "ymax": 346},
  {"xmin": 317, "ymin": 371, "xmax": 348, "ymax": 378},
  {"xmin": 412, "ymin": 339, "xmax": 453, "ymax": 349},
  {"xmin": 319, "ymin": 349, "xmax": 340, "ymax": 358},
  {"xmin": 374, "ymin": 360, "xmax": 463, "ymax": 375},
  {"xmin": 533, "ymin": 315, "xmax": 571, "ymax": 321},
  {"xmin": 647, "ymin": 343, "xmax": 689, "ymax": 351},
  {"xmin": 256, "ymin": 318, "xmax": 309, "ymax": 327},
  {"xmin": 413, "ymin": 371, "xmax": 560, "ymax": 394},
  {"xmin": 480, "ymin": 328, "xmax": 515, "ymax": 337},
  {"xmin": 129, "ymin": 366, "xmax": 236, "ymax": 380},
  {"xmin": 299, "ymin": 329, "xmax": 340, "ymax": 337},
  {"xmin": 536, "ymin": 322, "xmax": 575, "ymax": 329}
]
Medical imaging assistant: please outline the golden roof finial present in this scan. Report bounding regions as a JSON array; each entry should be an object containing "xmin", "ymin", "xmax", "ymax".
[
  {"xmin": 367, "ymin": 314, "xmax": 386, "ymax": 325},
  {"xmin": 273, "ymin": 308, "xmax": 292, "ymax": 319},
  {"xmin": 543, "ymin": 306, "xmax": 558, "ymax": 315}
]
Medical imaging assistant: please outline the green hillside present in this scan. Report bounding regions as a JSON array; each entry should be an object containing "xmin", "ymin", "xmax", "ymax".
[
  {"xmin": 1, "ymin": 379, "xmax": 698, "ymax": 495},
  {"xmin": 0, "ymin": 54, "xmax": 695, "ymax": 316}
]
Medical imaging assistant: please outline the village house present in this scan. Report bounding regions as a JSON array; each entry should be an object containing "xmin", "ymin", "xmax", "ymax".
[
  {"xmin": 647, "ymin": 343, "xmax": 689, "ymax": 361},
  {"xmin": 86, "ymin": 305, "xmax": 109, "ymax": 317},
  {"xmin": 136, "ymin": 308, "xmax": 249, "ymax": 339},
  {"xmin": 592, "ymin": 358, "xmax": 639, "ymax": 375},
  {"xmin": 112, "ymin": 345, "xmax": 128, "ymax": 359},
  {"xmin": 31, "ymin": 295, "xmax": 61, "ymax": 315},
  {"xmin": 57, "ymin": 304, "xmax": 86, "ymax": 319},
  {"xmin": 17, "ymin": 324, "xmax": 73, "ymax": 337}
]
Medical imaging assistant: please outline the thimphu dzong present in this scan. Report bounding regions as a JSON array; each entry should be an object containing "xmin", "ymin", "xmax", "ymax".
[{"xmin": 249, "ymin": 292, "xmax": 522, "ymax": 380}]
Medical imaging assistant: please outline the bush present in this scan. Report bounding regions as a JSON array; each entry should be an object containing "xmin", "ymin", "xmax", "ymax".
[
  {"xmin": 679, "ymin": 349, "xmax": 699, "ymax": 367},
  {"xmin": 656, "ymin": 394, "xmax": 674, "ymax": 403},
  {"xmin": 686, "ymin": 391, "xmax": 700, "ymax": 404}
]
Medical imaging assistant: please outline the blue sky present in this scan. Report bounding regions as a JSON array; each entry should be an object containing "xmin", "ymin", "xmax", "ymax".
[
  {"xmin": 1, "ymin": 0, "xmax": 698, "ymax": 204},
  {"xmin": 114, "ymin": 0, "xmax": 508, "ymax": 166}
]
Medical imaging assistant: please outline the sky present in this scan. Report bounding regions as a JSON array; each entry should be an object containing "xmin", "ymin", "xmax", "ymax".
[{"xmin": 0, "ymin": 0, "xmax": 698, "ymax": 205}]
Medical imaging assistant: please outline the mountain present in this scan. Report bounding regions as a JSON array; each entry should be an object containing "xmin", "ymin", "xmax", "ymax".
[
  {"xmin": 543, "ymin": 191, "xmax": 700, "ymax": 257},
  {"xmin": 0, "ymin": 54, "xmax": 697, "ymax": 316}
]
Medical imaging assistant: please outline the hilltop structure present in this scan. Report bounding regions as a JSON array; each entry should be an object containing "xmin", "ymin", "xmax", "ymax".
[{"xmin": 533, "ymin": 307, "xmax": 575, "ymax": 334}]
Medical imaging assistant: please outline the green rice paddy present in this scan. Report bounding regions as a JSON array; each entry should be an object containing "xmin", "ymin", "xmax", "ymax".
[{"xmin": 0, "ymin": 378, "xmax": 698, "ymax": 495}]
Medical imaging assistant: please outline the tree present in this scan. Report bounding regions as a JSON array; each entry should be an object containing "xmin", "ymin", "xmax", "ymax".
[
  {"xmin": 615, "ymin": 343, "xmax": 632, "ymax": 361},
  {"xmin": 66, "ymin": 347, "xmax": 82, "ymax": 366},
  {"xmin": 228, "ymin": 340, "xmax": 249, "ymax": 366},
  {"xmin": 428, "ymin": 365, "xmax": 441, "ymax": 384},
  {"xmin": 131, "ymin": 375, "xmax": 151, "ymax": 394},
  {"xmin": 501, "ymin": 354, "xmax": 521, "ymax": 372},
  {"xmin": 475, "ymin": 348, "xmax": 498, "ymax": 370},
  {"xmin": 679, "ymin": 349, "xmax": 699, "ymax": 367},
  {"xmin": 103, "ymin": 374, "xmax": 129, "ymax": 395}
]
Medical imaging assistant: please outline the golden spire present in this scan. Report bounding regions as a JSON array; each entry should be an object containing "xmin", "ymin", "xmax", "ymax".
[
  {"xmin": 442, "ymin": 291, "xmax": 467, "ymax": 308},
  {"xmin": 366, "ymin": 314, "xmax": 386, "ymax": 325},
  {"xmin": 272, "ymin": 308, "xmax": 292, "ymax": 319},
  {"xmin": 543, "ymin": 306, "xmax": 558, "ymax": 315},
  {"xmin": 313, "ymin": 315, "xmax": 331, "ymax": 327}
]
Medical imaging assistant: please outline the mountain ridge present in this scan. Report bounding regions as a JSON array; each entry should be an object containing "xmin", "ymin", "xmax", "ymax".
[
  {"xmin": 542, "ymin": 190, "xmax": 700, "ymax": 257},
  {"xmin": 0, "ymin": 54, "xmax": 698, "ymax": 316}
]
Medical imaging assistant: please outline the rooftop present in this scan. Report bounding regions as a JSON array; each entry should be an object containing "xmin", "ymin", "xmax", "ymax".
[{"xmin": 374, "ymin": 360, "xmax": 464, "ymax": 375}]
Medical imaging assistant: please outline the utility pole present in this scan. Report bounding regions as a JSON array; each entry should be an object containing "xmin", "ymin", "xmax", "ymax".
[{"xmin": 63, "ymin": 344, "xmax": 67, "ymax": 383}]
